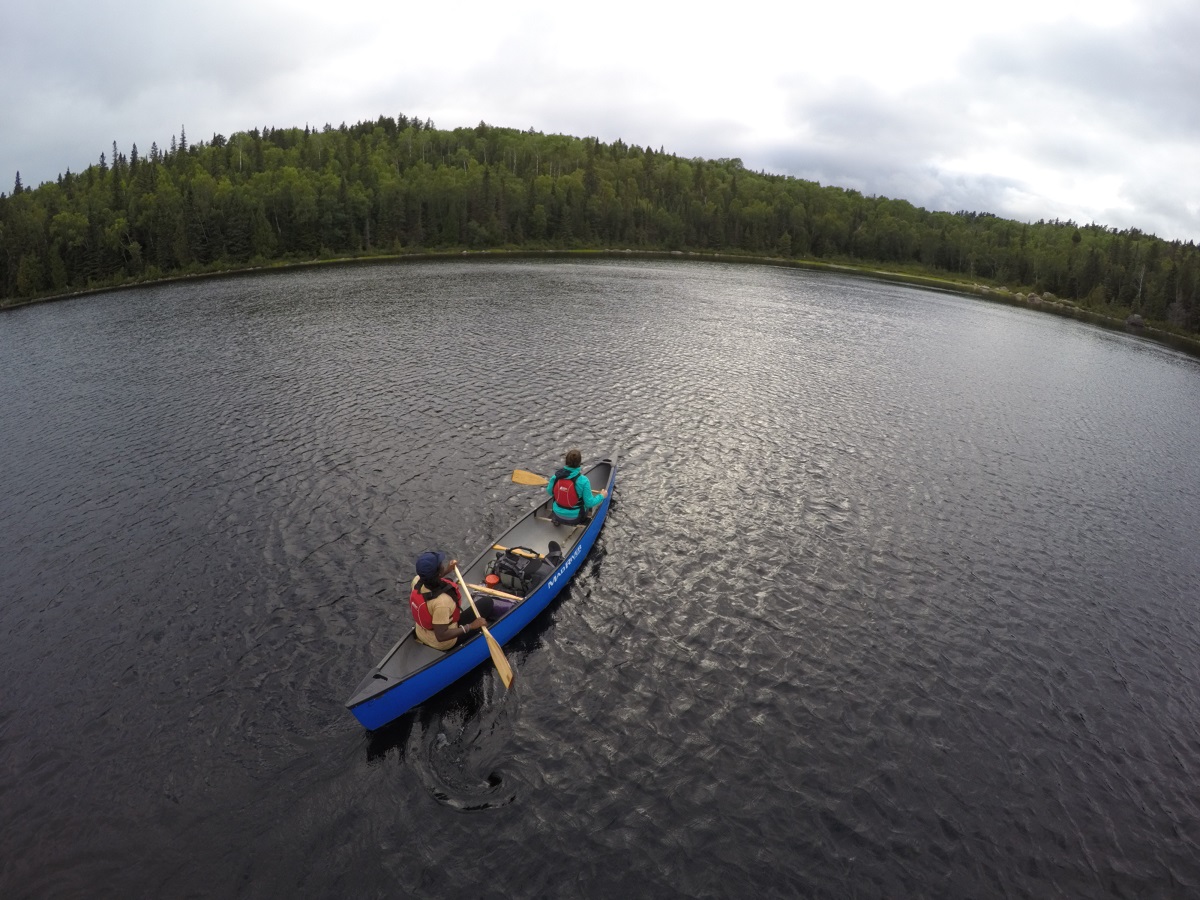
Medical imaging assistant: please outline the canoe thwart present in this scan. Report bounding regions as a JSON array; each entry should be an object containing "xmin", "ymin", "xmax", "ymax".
[{"xmin": 467, "ymin": 583, "xmax": 525, "ymax": 603}]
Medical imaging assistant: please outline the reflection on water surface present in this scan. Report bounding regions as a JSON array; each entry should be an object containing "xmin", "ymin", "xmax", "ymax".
[{"xmin": 1, "ymin": 260, "xmax": 1198, "ymax": 898}]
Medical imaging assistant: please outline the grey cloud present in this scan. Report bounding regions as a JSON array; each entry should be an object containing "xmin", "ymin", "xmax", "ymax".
[
  {"xmin": 3, "ymin": 1, "xmax": 1197, "ymax": 242},
  {"xmin": 968, "ymin": 3, "xmax": 1200, "ymax": 139},
  {"xmin": 743, "ymin": 9, "xmax": 1200, "ymax": 241},
  {"xmin": 759, "ymin": 131, "xmax": 1025, "ymax": 216}
]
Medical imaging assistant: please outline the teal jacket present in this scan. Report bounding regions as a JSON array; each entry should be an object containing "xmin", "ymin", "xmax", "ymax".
[{"xmin": 547, "ymin": 465, "xmax": 604, "ymax": 520}]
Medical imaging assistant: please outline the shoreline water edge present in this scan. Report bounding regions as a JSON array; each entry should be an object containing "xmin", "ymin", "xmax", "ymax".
[{"xmin": 5, "ymin": 247, "xmax": 1198, "ymax": 360}]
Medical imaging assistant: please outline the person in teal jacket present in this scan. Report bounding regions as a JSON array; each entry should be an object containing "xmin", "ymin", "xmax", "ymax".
[{"xmin": 546, "ymin": 448, "xmax": 607, "ymax": 525}]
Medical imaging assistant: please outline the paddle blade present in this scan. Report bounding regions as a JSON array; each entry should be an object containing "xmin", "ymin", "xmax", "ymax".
[
  {"xmin": 482, "ymin": 627, "xmax": 515, "ymax": 689},
  {"xmin": 511, "ymin": 469, "xmax": 549, "ymax": 487}
]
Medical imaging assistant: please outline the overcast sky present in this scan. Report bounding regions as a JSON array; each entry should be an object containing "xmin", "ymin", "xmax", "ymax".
[{"xmin": 4, "ymin": 0, "xmax": 1198, "ymax": 242}]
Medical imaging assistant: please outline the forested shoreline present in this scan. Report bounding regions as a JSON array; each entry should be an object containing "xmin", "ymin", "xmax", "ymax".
[{"xmin": 2, "ymin": 115, "xmax": 1198, "ymax": 340}]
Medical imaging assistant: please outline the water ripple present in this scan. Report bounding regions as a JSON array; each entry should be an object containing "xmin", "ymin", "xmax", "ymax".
[{"xmin": 2, "ymin": 260, "xmax": 1200, "ymax": 898}]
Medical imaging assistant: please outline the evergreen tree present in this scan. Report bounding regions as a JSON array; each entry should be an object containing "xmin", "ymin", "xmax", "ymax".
[{"xmin": 1, "ymin": 113, "xmax": 1197, "ymax": 347}]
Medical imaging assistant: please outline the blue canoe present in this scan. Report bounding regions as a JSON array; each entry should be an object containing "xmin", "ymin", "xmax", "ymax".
[{"xmin": 345, "ymin": 456, "xmax": 617, "ymax": 730}]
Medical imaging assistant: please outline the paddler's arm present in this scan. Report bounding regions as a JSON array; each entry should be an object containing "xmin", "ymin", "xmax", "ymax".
[
  {"xmin": 431, "ymin": 619, "xmax": 483, "ymax": 642},
  {"xmin": 578, "ymin": 475, "xmax": 607, "ymax": 509}
]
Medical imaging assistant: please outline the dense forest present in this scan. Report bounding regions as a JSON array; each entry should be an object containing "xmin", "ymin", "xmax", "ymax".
[{"xmin": 2, "ymin": 115, "xmax": 1198, "ymax": 336}]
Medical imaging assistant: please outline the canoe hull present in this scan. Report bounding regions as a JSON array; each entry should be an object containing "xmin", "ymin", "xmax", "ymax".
[{"xmin": 345, "ymin": 457, "xmax": 616, "ymax": 730}]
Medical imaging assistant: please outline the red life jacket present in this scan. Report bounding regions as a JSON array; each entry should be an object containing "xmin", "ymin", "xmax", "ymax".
[
  {"xmin": 409, "ymin": 578, "xmax": 462, "ymax": 630},
  {"xmin": 553, "ymin": 469, "xmax": 582, "ymax": 511}
]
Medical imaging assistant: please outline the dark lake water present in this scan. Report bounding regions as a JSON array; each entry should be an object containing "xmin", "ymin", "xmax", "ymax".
[{"xmin": 2, "ymin": 258, "xmax": 1199, "ymax": 899}]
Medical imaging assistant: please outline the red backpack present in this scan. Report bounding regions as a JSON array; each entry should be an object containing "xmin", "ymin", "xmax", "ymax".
[{"xmin": 552, "ymin": 469, "xmax": 582, "ymax": 511}]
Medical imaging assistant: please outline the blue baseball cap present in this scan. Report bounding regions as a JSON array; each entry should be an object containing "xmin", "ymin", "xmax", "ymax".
[{"xmin": 415, "ymin": 550, "xmax": 447, "ymax": 579}]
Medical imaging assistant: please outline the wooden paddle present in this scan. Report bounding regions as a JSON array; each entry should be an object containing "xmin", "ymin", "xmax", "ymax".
[
  {"xmin": 491, "ymin": 544, "xmax": 543, "ymax": 558},
  {"xmin": 467, "ymin": 582, "xmax": 524, "ymax": 602},
  {"xmin": 511, "ymin": 469, "xmax": 549, "ymax": 487},
  {"xmin": 454, "ymin": 565, "xmax": 514, "ymax": 690}
]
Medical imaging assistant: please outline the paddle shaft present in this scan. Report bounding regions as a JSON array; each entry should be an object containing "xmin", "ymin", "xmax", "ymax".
[
  {"xmin": 454, "ymin": 565, "xmax": 514, "ymax": 689},
  {"xmin": 459, "ymin": 576, "xmax": 486, "ymax": 620}
]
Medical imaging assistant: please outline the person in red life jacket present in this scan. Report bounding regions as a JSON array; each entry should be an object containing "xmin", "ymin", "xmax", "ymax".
[
  {"xmin": 546, "ymin": 448, "xmax": 607, "ymax": 526},
  {"xmin": 410, "ymin": 550, "xmax": 501, "ymax": 651}
]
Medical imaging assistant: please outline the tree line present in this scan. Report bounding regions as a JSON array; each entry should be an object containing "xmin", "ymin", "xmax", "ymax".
[{"xmin": 2, "ymin": 115, "xmax": 1198, "ymax": 335}]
